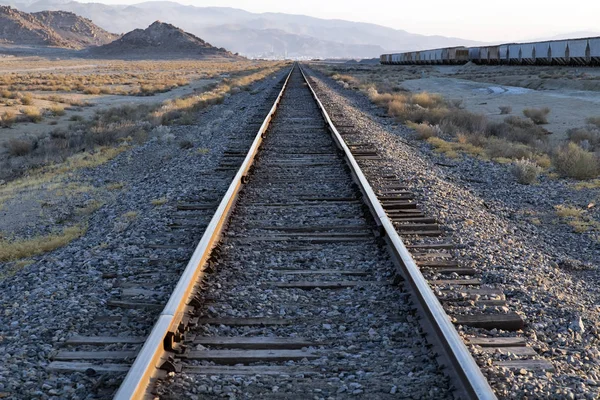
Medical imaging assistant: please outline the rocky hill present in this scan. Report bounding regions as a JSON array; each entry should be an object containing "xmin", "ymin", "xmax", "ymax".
[
  {"xmin": 32, "ymin": 10, "xmax": 118, "ymax": 47},
  {"xmin": 0, "ymin": 6, "xmax": 117, "ymax": 48},
  {"xmin": 0, "ymin": 5, "xmax": 68, "ymax": 47},
  {"xmin": 90, "ymin": 21, "xmax": 241, "ymax": 59}
]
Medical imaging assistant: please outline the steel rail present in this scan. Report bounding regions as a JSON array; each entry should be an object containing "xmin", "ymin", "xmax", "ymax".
[
  {"xmin": 113, "ymin": 65, "xmax": 295, "ymax": 400},
  {"xmin": 298, "ymin": 65, "xmax": 497, "ymax": 400}
]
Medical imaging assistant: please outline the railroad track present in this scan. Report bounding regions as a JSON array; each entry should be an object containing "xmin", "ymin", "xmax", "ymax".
[{"xmin": 48, "ymin": 65, "xmax": 503, "ymax": 399}]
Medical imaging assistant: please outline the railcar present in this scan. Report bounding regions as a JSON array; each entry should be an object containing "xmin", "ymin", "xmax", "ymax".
[
  {"xmin": 534, "ymin": 42, "xmax": 551, "ymax": 65},
  {"xmin": 549, "ymin": 41, "xmax": 568, "ymax": 65},
  {"xmin": 379, "ymin": 36, "xmax": 600, "ymax": 66},
  {"xmin": 589, "ymin": 38, "xmax": 600, "ymax": 65}
]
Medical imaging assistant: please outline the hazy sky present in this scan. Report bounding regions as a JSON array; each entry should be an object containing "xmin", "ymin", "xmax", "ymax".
[{"xmin": 79, "ymin": 0, "xmax": 600, "ymax": 42}]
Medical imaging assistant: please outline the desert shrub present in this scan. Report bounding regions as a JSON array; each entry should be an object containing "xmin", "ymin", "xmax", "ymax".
[
  {"xmin": 499, "ymin": 106, "xmax": 512, "ymax": 115},
  {"xmin": 411, "ymin": 123, "xmax": 438, "ymax": 139},
  {"xmin": 69, "ymin": 115, "xmax": 84, "ymax": 122},
  {"xmin": 439, "ymin": 120, "xmax": 461, "ymax": 136},
  {"xmin": 19, "ymin": 93, "xmax": 34, "ymax": 105},
  {"xmin": 553, "ymin": 142, "xmax": 600, "ymax": 180},
  {"xmin": 490, "ymin": 117, "xmax": 548, "ymax": 146},
  {"xmin": 21, "ymin": 107, "xmax": 43, "ymax": 123},
  {"xmin": 568, "ymin": 128, "xmax": 600, "ymax": 151},
  {"xmin": 586, "ymin": 116, "xmax": 600, "ymax": 129},
  {"xmin": 523, "ymin": 107, "xmax": 551, "ymax": 125},
  {"xmin": 84, "ymin": 87, "xmax": 101, "ymax": 95},
  {"xmin": 369, "ymin": 91, "xmax": 395, "ymax": 106},
  {"xmin": 458, "ymin": 132, "xmax": 486, "ymax": 147},
  {"xmin": 411, "ymin": 92, "xmax": 445, "ymax": 108},
  {"xmin": 535, "ymin": 154, "xmax": 552, "ymax": 169},
  {"xmin": 444, "ymin": 110, "xmax": 488, "ymax": 134},
  {"xmin": 511, "ymin": 158, "xmax": 541, "ymax": 184},
  {"xmin": 1, "ymin": 110, "xmax": 16, "ymax": 128},
  {"xmin": 485, "ymin": 137, "xmax": 532, "ymax": 160},
  {"xmin": 5, "ymin": 138, "xmax": 34, "ymax": 156},
  {"xmin": 179, "ymin": 139, "xmax": 194, "ymax": 149},
  {"xmin": 332, "ymin": 74, "xmax": 360, "ymax": 87},
  {"xmin": 504, "ymin": 116, "xmax": 536, "ymax": 130},
  {"xmin": 407, "ymin": 106, "xmax": 449, "ymax": 125},
  {"xmin": 1, "ymin": 90, "xmax": 13, "ymax": 99},
  {"xmin": 49, "ymin": 105, "xmax": 65, "ymax": 116}
]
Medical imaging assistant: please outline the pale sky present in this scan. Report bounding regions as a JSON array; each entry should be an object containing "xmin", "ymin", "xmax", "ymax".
[{"xmin": 80, "ymin": 0, "xmax": 600, "ymax": 42}]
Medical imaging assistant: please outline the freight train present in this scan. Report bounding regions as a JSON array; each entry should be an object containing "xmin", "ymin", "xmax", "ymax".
[{"xmin": 380, "ymin": 37, "xmax": 600, "ymax": 65}]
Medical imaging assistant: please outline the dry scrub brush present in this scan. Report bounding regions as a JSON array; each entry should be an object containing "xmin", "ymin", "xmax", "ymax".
[
  {"xmin": 523, "ymin": 107, "xmax": 551, "ymax": 125},
  {"xmin": 511, "ymin": 158, "xmax": 541, "ymax": 184},
  {"xmin": 0, "ymin": 61, "xmax": 288, "ymax": 182},
  {"xmin": 553, "ymin": 142, "xmax": 600, "ymax": 180}
]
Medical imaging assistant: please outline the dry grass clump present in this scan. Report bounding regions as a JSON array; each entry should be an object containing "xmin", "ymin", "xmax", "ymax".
[
  {"xmin": 488, "ymin": 116, "xmax": 549, "ymax": 146},
  {"xmin": 586, "ymin": 116, "xmax": 600, "ymax": 129},
  {"xmin": 123, "ymin": 211, "xmax": 138, "ymax": 221},
  {"xmin": 21, "ymin": 107, "xmax": 43, "ymax": 123},
  {"xmin": 332, "ymin": 74, "xmax": 361, "ymax": 89},
  {"xmin": 1, "ymin": 110, "xmax": 16, "ymax": 127},
  {"xmin": 0, "ymin": 224, "xmax": 86, "ymax": 262},
  {"xmin": 19, "ymin": 93, "xmax": 34, "ymax": 105},
  {"xmin": 409, "ymin": 122, "xmax": 439, "ymax": 139},
  {"xmin": 568, "ymin": 128, "xmax": 600, "ymax": 151},
  {"xmin": 49, "ymin": 104, "xmax": 65, "ymax": 116},
  {"xmin": 106, "ymin": 182, "xmax": 125, "ymax": 191},
  {"xmin": 369, "ymin": 89, "xmax": 449, "ymax": 124},
  {"xmin": 553, "ymin": 142, "xmax": 600, "ymax": 180},
  {"xmin": 511, "ymin": 158, "xmax": 541, "ymax": 184},
  {"xmin": 151, "ymin": 197, "xmax": 168, "ymax": 206},
  {"xmin": 83, "ymin": 86, "xmax": 102, "ymax": 95},
  {"xmin": 426, "ymin": 137, "xmax": 487, "ymax": 159},
  {"xmin": 554, "ymin": 205, "xmax": 599, "ymax": 233},
  {"xmin": 499, "ymin": 106, "xmax": 512, "ymax": 115},
  {"xmin": 523, "ymin": 107, "xmax": 551, "ymax": 125},
  {"xmin": 485, "ymin": 137, "xmax": 532, "ymax": 160},
  {"xmin": 4, "ymin": 138, "xmax": 35, "ymax": 156},
  {"xmin": 555, "ymin": 205, "xmax": 584, "ymax": 218}
]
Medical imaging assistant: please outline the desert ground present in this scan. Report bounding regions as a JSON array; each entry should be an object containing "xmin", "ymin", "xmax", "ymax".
[
  {"xmin": 0, "ymin": 55, "xmax": 287, "ymax": 266},
  {"xmin": 311, "ymin": 60, "xmax": 600, "ymax": 245},
  {"xmin": 319, "ymin": 63, "xmax": 600, "ymax": 143}
]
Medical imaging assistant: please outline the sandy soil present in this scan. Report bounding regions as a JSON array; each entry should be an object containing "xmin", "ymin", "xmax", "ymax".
[
  {"xmin": 401, "ymin": 74, "xmax": 600, "ymax": 142},
  {"xmin": 0, "ymin": 77, "xmax": 217, "ymax": 148}
]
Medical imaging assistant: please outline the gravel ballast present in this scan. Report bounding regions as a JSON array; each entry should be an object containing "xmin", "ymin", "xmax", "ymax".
[
  {"xmin": 155, "ymin": 67, "xmax": 452, "ymax": 399},
  {"xmin": 305, "ymin": 64, "xmax": 600, "ymax": 399}
]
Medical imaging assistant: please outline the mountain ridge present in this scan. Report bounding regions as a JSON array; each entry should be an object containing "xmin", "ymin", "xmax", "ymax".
[
  {"xmin": 2, "ymin": 0, "xmax": 486, "ymax": 58},
  {"xmin": 0, "ymin": 5, "xmax": 117, "ymax": 48}
]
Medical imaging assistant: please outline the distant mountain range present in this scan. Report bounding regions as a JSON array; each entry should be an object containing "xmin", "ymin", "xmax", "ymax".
[
  {"xmin": 0, "ymin": 0, "xmax": 486, "ymax": 58},
  {"xmin": 0, "ymin": 5, "xmax": 117, "ymax": 48}
]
